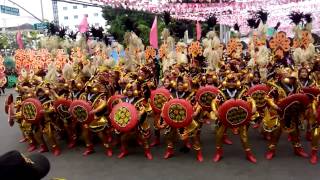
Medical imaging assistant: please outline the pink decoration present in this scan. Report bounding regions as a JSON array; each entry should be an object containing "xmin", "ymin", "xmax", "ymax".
[
  {"xmin": 79, "ymin": 15, "xmax": 89, "ymax": 33},
  {"xmin": 196, "ymin": 21, "xmax": 201, "ymax": 41},
  {"xmin": 16, "ymin": 31, "xmax": 24, "ymax": 49},
  {"xmin": 150, "ymin": 16, "xmax": 158, "ymax": 49},
  {"xmin": 96, "ymin": 0, "xmax": 320, "ymax": 35}
]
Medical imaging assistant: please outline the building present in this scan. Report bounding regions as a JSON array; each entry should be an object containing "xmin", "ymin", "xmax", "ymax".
[{"xmin": 56, "ymin": 0, "xmax": 106, "ymax": 30}]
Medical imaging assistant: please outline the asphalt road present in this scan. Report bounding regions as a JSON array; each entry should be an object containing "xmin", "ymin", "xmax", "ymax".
[{"xmin": 0, "ymin": 89, "xmax": 319, "ymax": 180}]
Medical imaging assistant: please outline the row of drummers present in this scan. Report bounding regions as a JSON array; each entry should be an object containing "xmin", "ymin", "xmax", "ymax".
[{"xmin": 5, "ymin": 64, "xmax": 320, "ymax": 164}]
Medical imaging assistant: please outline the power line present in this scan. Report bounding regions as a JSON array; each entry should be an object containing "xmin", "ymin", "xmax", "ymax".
[
  {"xmin": 55, "ymin": 0, "xmax": 105, "ymax": 8},
  {"xmin": 7, "ymin": 0, "xmax": 43, "ymax": 22}
]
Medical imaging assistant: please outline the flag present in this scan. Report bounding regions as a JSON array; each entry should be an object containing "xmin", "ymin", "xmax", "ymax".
[
  {"xmin": 79, "ymin": 15, "xmax": 89, "ymax": 33},
  {"xmin": 196, "ymin": 21, "xmax": 201, "ymax": 41},
  {"xmin": 149, "ymin": 16, "xmax": 158, "ymax": 49},
  {"xmin": 16, "ymin": 31, "xmax": 24, "ymax": 49}
]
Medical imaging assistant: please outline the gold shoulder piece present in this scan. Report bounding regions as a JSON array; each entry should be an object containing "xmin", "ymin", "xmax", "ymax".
[{"xmin": 237, "ymin": 86, "xmax": 248, "ymax": 99}]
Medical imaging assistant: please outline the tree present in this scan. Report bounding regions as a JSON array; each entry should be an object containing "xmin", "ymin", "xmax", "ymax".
[{"xmin": 0, "ymin": 34, "xmax": 9, "ymax": 49}]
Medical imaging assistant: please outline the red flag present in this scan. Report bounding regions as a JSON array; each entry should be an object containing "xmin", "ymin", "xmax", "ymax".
[
  {"xmin": 196, "ymin": 21, "xmax": 201, "ymax": 41},
  {"xmin": 79, "ymin": 15, "xmax": 89, "ymax": 33},
  {"xmin": 16, "ymin": 31, "xmax": 24, "ymax": 49},
  {"xmin": 149, "ymin": 16, "xmax": 158, "ymax": 49}
]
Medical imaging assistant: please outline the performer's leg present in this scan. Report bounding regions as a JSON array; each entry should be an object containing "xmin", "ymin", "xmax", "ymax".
[
  {"xmin": 163, "ymin": 129, "xmax": 176, "ymax": 159},
  {"xmin": 138, "ymin": 131, "xmax": 153, "ymax": 160},
  {"xmin": 82, "ymin": 124, "xmax": 94, "ymax": 156},
  {"xmin": 118, "ymin": 133, "xmax": 130, "ymax": 159},
  {"xmin": 265, "ymin": 126, "xmax": 281, "ymax": 160},
  {"xmin": 18, "ymin": 123, "xmax": 28, "ymax": 143},
  {"xmin": 97, "ymin": 131, "xmax": 112, "ymax": 157},
  {"xmin": 64, "ymin": 121, "xmax": 77, "ymax": 149},
  {"xmin": 290, "ymin": 127, "xmax": 308, "ymax": 158},
  {"xmin": 192, "ymin": 131, "xmax": 203, "ymax": 162},
  {"xmin": 239, "ymin": 125, "xmax": 256, "ymax": 163},
  {"xmin": 151, "ymin": 114, "xmax": 161, "ymax": 147},
  {"xmin": 21, "ymin": 121, "xmax": 37, "ymax": 152},
  {"xmin": 213, "ymin": 125, "xmax": 225, "ymax": 162},
  {"xmin": 33, "ymin": 126, "xmax": 48, "ymax": 153},
  {"xmin": 310, "ymin": 127, "xmax": 320, "ymax": 164},
  {"xmin": 43, "ymin": 123, "xmax": 61, "ymax": 156}
]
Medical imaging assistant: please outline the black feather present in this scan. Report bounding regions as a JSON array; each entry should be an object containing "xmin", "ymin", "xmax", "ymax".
[
  {"xmin": 234, "ymin": 23, "xmax": 240, "ymax": 32},
  {"xmin": 304, "ymin": 13, "xmax": 312, "ymax": 23},
  {"xmin": 68, "ymin": 31, "xmax": 78, "ymax": 40},
  {"xmin": 48, "ymin": 22, "xmax": 59, "ymax": 36},
  {"xmin": 58, "ymin": 27, "xmax": 67, "ymax": 39},
  {"xmin": 102, "ymin": 35, "xmax": 110, "ymax": 46},
  {"xmin": 274, "ymin": 22, "xmax": 281, "ymax": 30},
  {"xmin": 256, "ymin": 9, "xmax": 269, "ymax": 24},
  {"xmin": 124, "ymin": 17, "xmax": 135, "ymax": 31},
  {"xmin": 90, "ymin": 26, "xmax": 104, "ymax": 41},
  {"xmin": 247, "ymin": 18, "xmax": 257, "ymax": 29},
  {"xmin": 207, "ymin": 14, "xmax": 217, "ymax": 30},
  {"xmin": 254, "ymin": 19, "xmax": 261, "ymax": 29},
  {"xmin": 163, "ymin": 11, "xmax": 171, "ymax": 26},
  {"xmin": 143, "ymin": 85, "xmax": 151, "ymax": 100},
  {"xmin": 289, "ymin": 12, "xmax": 304, "ymax": 25}
]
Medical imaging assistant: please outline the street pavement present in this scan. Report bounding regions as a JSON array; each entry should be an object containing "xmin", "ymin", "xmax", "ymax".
[{"xmin": 0, "ymin": 89, "xmax": 319, "ymax": 180}]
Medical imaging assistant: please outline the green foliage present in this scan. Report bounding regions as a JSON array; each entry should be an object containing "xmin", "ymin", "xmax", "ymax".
[
  {"xmin": 103, "ymin": 6, "xmax": 193, "ymax": 44},
  {"xmin": 102, "ymin": 6, "xmax": 222, "ymax": 44},
  {"xmin": 102, "ymin": 6, "xmax": 155, "ymax": 44},
  {"xmin": 0, "ymin": 34, "xmax": 9, "ymax": 49},
  {"xmin": 0, "ymin": 33, "xmax": 18, "ymax": 51}
]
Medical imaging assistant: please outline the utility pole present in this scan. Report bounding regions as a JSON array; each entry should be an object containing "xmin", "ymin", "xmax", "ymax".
[
  {"xmin": 52, "ymin": 0, "xmax": 59, "ymax": 24},
  {"xmin": 219, "ymin": 0, "xmax": 224, "ymax": 42},
  {"xmin": 40, "ymin": 0, "xmax": 44, "ymax": 20}
]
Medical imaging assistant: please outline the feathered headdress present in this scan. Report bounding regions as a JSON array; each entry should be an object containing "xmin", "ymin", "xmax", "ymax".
[
  {"xmin": 289, "ymin": 12, "xmax": 304, "ymax": 25},
  {"xmin": 207, "ymin": 14, "xmax": 217, "ymax": 31}
]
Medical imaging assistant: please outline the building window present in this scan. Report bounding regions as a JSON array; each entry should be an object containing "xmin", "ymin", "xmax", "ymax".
[
  {"xmin": 94, "ymin": 13, "xmax": 99, "ymax": 17},
  {"xmin": 83, "ymin": 5, "xmax": 87, "ymax": 8},
  {"xmin": 63, "ymin": 7, "xmax": 67, "ymax": 10},
  {"xmin": 64, "ymin": 16, "xmax": 68, "ymax": 20},
  {"xmin": 73, "ymin": 6, "xmax": 77, "ymax": 9},
  {"xmin": 74, "ymin": 15, "xmax": 78, "ymax": 19}
]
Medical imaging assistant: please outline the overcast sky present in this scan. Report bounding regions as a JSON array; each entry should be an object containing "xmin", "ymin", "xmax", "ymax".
[{"xmin": 1, "ymin": 0, "xmax": 54, "ymax": 27}]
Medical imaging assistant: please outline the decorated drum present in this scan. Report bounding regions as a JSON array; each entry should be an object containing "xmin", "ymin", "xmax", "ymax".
[
  {"xmin": 277, "ymin": 93, "xmax": 309, "ymax": 118},
  {"xmin": 218, "ymin": 99, "xmax": 252, "ymax": 128},
  {"xmin": 69, "ymin": 100, "xmax": 93, "ymax": 123},
  {"xmin": 302, "ymin": 87, "xmax": 320, "ymax": 98},
  {"xmin": 107, "ymin": 94, "xmax": 124, "ymax": 111},
  {"xmin": 21, "ymin": 98, "xmax": 44, "ymax": 124},
  {"xmin": 247, "ymin": 84, "xmax": 270, "ymax": 108},
  {"xmin": 109, "ymin": 102, "xmax": 139, "ymax": 133},
  {"xmin": 150, "ymin": 88, "xmax": 171, "ymax": 113},
  {"xmin": 54, "ymin": 98, "xmax": 72, "ymax": 119},
  {"xmin": 162, "ymin": 99, "xmax": 193, "ymax": 128},
  {"xmin": 196, "ymin": 86, "xmax": 220, "ymax": 110}
]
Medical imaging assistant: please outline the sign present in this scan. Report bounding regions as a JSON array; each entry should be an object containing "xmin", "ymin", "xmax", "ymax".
[
  {"xmin": 0, "ymin": 5, "xmax": 19, "ymax": 16},
  {"xmin": 33, "ymin": 22, "xmax": 49, "ymax": 30}
]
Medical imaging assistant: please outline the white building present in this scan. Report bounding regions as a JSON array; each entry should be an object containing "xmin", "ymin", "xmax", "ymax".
[{"xmin": 57, "ymin": 1, "xmax": 106, "ymax": 30}]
